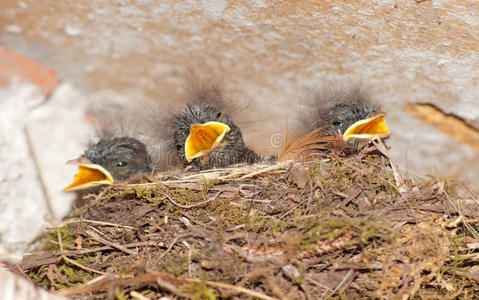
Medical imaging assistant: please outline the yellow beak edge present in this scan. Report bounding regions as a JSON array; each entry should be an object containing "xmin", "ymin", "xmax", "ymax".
[
  {"xmin": 63, "ymin": 158, "xmax": 114, "ymax": 192},
  {"xmin": 342, "ymin": 113, "xmax": 391, "ymax": 142},
  {"xmin": 184, "ymin": 121, "xmax": 231, "ymax": 162}
]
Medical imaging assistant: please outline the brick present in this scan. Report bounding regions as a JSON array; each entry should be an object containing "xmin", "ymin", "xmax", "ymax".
[{"xmin": 0, "ymin": 45, "xmax": 58, "ymax": 95}]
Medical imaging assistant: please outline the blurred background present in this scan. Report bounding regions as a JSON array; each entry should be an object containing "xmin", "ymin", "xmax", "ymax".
[{"xmin": 1, "ymin": 0, "xmax": 478, "ymax": 259}]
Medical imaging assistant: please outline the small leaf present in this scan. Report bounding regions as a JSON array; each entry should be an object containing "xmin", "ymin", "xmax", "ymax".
[{"xmin": 289, "ymin": 165, "xmax": 310, "ymax": 189}]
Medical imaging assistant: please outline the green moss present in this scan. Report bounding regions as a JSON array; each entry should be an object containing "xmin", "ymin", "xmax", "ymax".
[
  {"xmin": 43, "ymin": 226, "xmax": 77, "ymax": 251},
  {"xmin": 21, "ymin": 152, "xmax": 479, "ymax": 298},
  {"xmin": 202, "ymin": 179, "xmax": 218, "ymax": 196},
  {"xmin": 27, "ymin": 270, "xmax": 50, "ymax": 288},
  {"xmin": 180, "ymin": 282, "xmax": 217, "ymax": 300},
  {"xmin": 114, "ymin": 287, "xmax": 128, "ymax": 300},
  {"xmin": 111, "ymin": 262, "xmax": 126, "ymax": 273},
  {"xmin": 60, "ymin": 263, "xmax": 95, "ymax": 283},
  {"xmin": 162, "ymin": 255, "xmax": 189, "ymax": 276}
]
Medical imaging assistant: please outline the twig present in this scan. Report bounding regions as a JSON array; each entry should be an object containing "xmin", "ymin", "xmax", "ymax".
[
  {"xmin": 324, "ymin": 269, "xmax": 354, "ymax": 299},
  {"xmin": 85, "ymin": 229, "xmax": 138, "ymax": 256},
  {"xmin": 239, "ymin": 183, "xmax": 263, "ymax": 198},
  {"xmin": 154, "ymin": 234, "xmax": 189, "ymax": 264},
  {"xmin": 48, "ymin": 218, "xmax": 136, "ymax": 230},
  {"xmin": 300, "ymin": 283, "xmax": 312, "ymax": 300},
  {"xmin": 0, "ymin": 253, "xmax": 23, "ymax": 262},
  {"xmin": 130, "ymin": 291, "xmax": 151, "ymax": 300},
  {"xmin": 56, "ymin": 270, "xmax": 275, "ymax": 299},
  {"xmin": 126, "ymin": 163, "xmax": 290, "ymax": 187},
  {"xmin": 239, "ymin": 163, "xmax": 290, "ymax": 180},
  {"xmin": 24, "ymin": 126, "xmax": 56, "ymax": 219},
  {"xmin": 305, "ymin": 177, "xmax": 314, "ymax": 213},
  {"xmin": 245, "ymin": 179, "xmax": 257, "ymax": 218},
  {"xmin": 92, "ymin": 187, "xmax": 110, "ymax": 203},
  {"xmin": 372, "ymin": 138, "xmax": 407, "ymax": 193},
  {"xmin": 160, "ymin": 190, "xmax": 219, "ymax": 208},
  {"xmin": 282, "ymin": 264, "xmax": 313, "ymax": 299},
  {"xmin": 441, "ymin": 181, "xmax": 479, "ymax": 238},
  {"xmin": 265, "ymin": 275, "xmax": 288, "ymax": 300},
  {"xmin": 56, "ymin": 230, "xmax": 109, "ymax": 276},
  {"xmin": 57, "ymin": 272, "xmax": 176, "ymax": 296},
  {"xmin": 21, "ymin": 241, "xmax": 158, "ymax": 270},
  {"xmin": 155, "ymin": 275, "xmax": 190, "ymax": 297},
  {"xmin": 61, "ymin": 241, "xmax": 156, "ymax": 256},
  {"xmin": 183, "ymin": 241, "xmax": 192, "ymax": 277},
  {"xmin": 185, "ymin": 278, "xmax": 277, "ymax": 300},
  {"xmin": 306, "ymin": 276, "xmax": 332, "ymax": 293},
  {"xmin": 279, "ymin": 201, "xmax": 304, "ymax": 220}
]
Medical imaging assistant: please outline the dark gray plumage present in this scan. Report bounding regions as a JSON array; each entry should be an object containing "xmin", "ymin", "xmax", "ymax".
[
  {"xmin": 173, "ymin": 86, "xmax": 260, "ymax": 170},
  {"xmin": 303, "ymin": 84, "xmax": 382, "ymax": 139},
  {"xmin": 280, "ymin": 85, "xmax": 385, "ymax": 162},
  {"xmin": 83, "ymin": 137, "xmax": 153, "ymax": 181},
  {"xmin": 317, "ymin": 100, "xmax": 380, "ymax": 136}
]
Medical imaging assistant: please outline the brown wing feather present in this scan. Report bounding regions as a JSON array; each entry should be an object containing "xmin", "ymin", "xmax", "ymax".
[{"xmin": 278, "ymin": 127, "xmax": 346, "ymax": 163}]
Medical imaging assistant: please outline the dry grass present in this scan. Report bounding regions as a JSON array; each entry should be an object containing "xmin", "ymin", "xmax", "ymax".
[{"xmin": 20, "ymin": 144, "xmax": 479, "ymax": 299}]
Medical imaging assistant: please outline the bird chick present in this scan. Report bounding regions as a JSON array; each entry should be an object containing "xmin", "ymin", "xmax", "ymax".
[
  {"xmin": 173, "ymin": 85, "xmax": 261, "ymax": 170},
  {"xmin": 279, "ymin": 85, "xmax": 390, "ymax": 163},
  {"xmin": 63, "ymin": 137, "xmax": 153, "ymax": 191},
  {"xmin": 315, "ymin": 98, "xmax": 389, "ymax": 142}
]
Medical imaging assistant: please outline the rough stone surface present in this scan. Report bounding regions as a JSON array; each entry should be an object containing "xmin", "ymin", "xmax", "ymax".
[
  {"xmin": 0, "ymin": 268, "xmax": 68, "ymax": 300},
  {"xmin": 0, "ymin": 82, "xmax": 88, "ymax": 259}
]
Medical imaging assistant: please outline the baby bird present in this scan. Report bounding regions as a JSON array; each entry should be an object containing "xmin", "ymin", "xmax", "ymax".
[
  {"xmin": 279, "ymin": 86, "xmax": 390, "ymax": 162},
  {"xmin": 314, "ymin": 95, "xmax": 389, "ymax": 142},
  {"xmin": 63, "ymin": 137, "xmax": 153, "ymax": 191},
  {"xmin": 173, "ymin": 85, "xmax": 261, "ymax": 170}
]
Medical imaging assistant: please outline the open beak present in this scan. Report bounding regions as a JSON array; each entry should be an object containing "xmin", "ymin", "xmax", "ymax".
[
  {"xmin": 185, "ymin": 121, "xmax": 231, "ymax": 162},
  {"xmin": 63, "ymin": 157, "xmax": 114, "ymax": 192},
  {"xmin": 342, "ymin": 113, "xmax": 391, "ymax": 142}
]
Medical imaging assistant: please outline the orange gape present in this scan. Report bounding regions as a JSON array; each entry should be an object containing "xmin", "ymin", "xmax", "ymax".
[
  {"xmin": 342, "ymin": 113, "xmax": 390, "ymax": 142},
  {"xmin": 63, "ymin": 159, "xmax": 114, "ymax": 192},
  {"xmin": 196, "ymin": 128, "xmax": 216, "ymax": 149},
  {"xmin": 185, "ymin": 121, "xmax": 231, "ymax": 162}
]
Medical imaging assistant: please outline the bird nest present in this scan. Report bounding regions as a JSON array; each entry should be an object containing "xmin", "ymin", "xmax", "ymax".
[{"xmin": 20, "ymin": 145, "xmax": 479, "ymax": 299}]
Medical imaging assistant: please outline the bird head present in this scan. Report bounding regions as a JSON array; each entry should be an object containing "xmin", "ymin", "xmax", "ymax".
[
  {"xmin": 174, "ymin": 102, "xmax": 247, "ymax": 166},
  {"xmin": 278, "ymin": 87, "xmax": 391, "ymax": 163},
  {"xmin": 319, "ymin": 101, "xmax": 390, "ymax": 143},
  {"xmin": 63, "ymin": 137, "xmax": 152, "ymax": 191}
]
